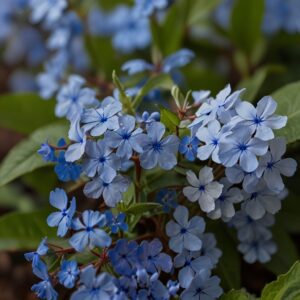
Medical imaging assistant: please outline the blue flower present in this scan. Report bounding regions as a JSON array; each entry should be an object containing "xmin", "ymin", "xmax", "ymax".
[
  {"xmin": 155, "ymin": 189, "xmax": 178, "ymax": 213},
  {"xmin": 207, "ymin": 178, "xmax": 243, "ymax": 220},
  {"xmin": 232, "ymin": 96, "xmax": 287, "ymax": 141},
  {"xmin": 81, "ymin": 96, "xmax": 122, "ymax": 137},
  {"xmin": 109, "ymin": 239, "xmax": 139, "ymax": 276},
  {"xmin": 105, "ymin": 211, "xmax": 128, "ymax": 234},
  {"xmin": 122, "ymin": 59, "xmax": 154, "ymax": 75},
  {"xmin": 24, "ymin": 238, "xmax": 48, "ymax": 266},
  {"xmin": 181, "ymin": 269, "xmax": 223, "ymax": 300},
  {"xmin": 54, "ymin": 151, "xmax": 82, "ymax": 182},
  {"xmin": 83, "ymin": 173, "xmax": 130, "ymax": 207},
  {"xmin": 38, "ymin": 142, "xmax": 56, "ymax": 162},
  {"xmin": 241, "ymin": 182, "xmax": 282, "ymax": 220},
  {"xmin": 196, "ymin": 120, "xmax": 230, "ymax": 163},
  {"xmin": 179, "ymin": 136, "xmax": 199, "ymax": 161},
  {"xmin": 231, "ymin": 210, "xmax": 275, "ymax": 242},
  {"xmin": 114, "ymin": 276, "xmax": 137, "ymax": 299},
  {"xmin": 29, "ymin": 0, "xmax": 67, "ymax": 26},
  {"xmin": 219, "ymin": 126, "xmax": 268, "ymax": 172},
  {"xmin": 56, "ymin": 75, "xmax": 97, "ymax": 120},
  {"xmin": 70, "ymin": 266, "xmax": 117, "ymax": 300},
  {"xmin": 166, "ymin": 205, "xmax": 205, "ymax": 253},
  {"xmin": 174, "ymin": 250, "xmax": 212, "ymax": 288},
  {"xmin": 183, "ymin": 167, "xmax": 223, "ymax": 213},
  {"xmin": 200, "ymin": 233, "xmax": 222, "ymax": 266},
  {"xmin": 104, "ymin": 115, "xmax": 148, "ymax": 159},
  {"xmin": 134, "ymin": 0, "xmax": 169, "ymax": 17},
  {"xmin": 65, "ymin": 119, "xmax": 87, "ymax": 162},
  {"xmin": 69, "ymin": 210, "xmax": 111, "ymax": 252},
  {"xmin": 192, "ymin": 90, "xmax": 211, "ymax": 105},
  {"xmin": 225, "ymin": 164, "xmax": 260, "ymax": 191},
  {"xmin": 167, "ymin": 280, "xmax": 180, "ymax": 297},
  {"xmin": 136, "ymin": 111, "xmax": 160, "ymax": 124},
  {"xmin": 257, "ymin": 137, "xmax": 297, "ymax": 193},
  {"xmin": 82, "ymin": 140, "xmax": 121, "ymax": 179},
  {"xmin": 137, "ymin": 239, "xmax": 173, "ymax": 273},
  {"xmin": 111, "ymin": 6, "xmax": 151, "ymax": 53},
  {"xmin": 58, "ymin": 260, "xmax": 80, "ymax": 288},
  {"xmin": 31, "ymin": 260, "xmax": 58, "ymax": 300},
  {"xmin": 47, "ymin": 188, "xmax": 76, "ymax": 237},
  {"xmin": 238, "ymin": 236, "xmax": 277, "ymax": 264},
  {"xmin": 140, "ymin": 122, "xmax": 179, "ymax": 170}
]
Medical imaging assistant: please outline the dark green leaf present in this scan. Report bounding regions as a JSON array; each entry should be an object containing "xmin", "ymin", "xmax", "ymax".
[
  {"xmin": 261, "ymin": 261, "xmax": 300, "ymax": 300},
  {"xmin": 160, "ymin": 108, "xmax": 180, "ymax": 131},
  {"xmin": 271, "ymin": 81, "xmax": 300, "ymax": 143},
  {"xmin": 124, "ymin": 203, "xmax": 162, "ymax": 215},
  {"xmin": 221, "ymin": 289, "xmax": 252, "ymax": 300},
  {"xmin": 0, "ymin": 93, "xmax": 56, "ymax": 134},
  {"xmin": 0, "ymin": 210, "xmax": 57, "ymax": 251},
  {"xmin": 230, "ymin": 0, "xmax": 264, "ymax": 55},
  {"xmin": 0, "ymin": 122, "xmax": 68, "ymax": 187}
]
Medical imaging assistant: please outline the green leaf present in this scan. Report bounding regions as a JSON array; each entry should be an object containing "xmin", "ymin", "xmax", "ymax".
[
  {"xmin": 230, "ymin": 0, "xmax": 264, "ymax": 55},
  {"xmin": 261, "ymin": 261, "xmax": 300, "ymax": 300},
  {"xmin": 112, "ymin": 71, "xmax": 134, "ymax": 114},
  {"xmin": 132, "ymin": 74, "xmax": 174, "ymax": 109},
  {"xmin": 0, "ymin": 210, "xmax": 57, "ymax": 250},
  {"xmin": 238, "ymin": 65, "xmax": 285, "ymax": 102},
  {"xmin": 0, "ymin": 122, "xmax": 68, "ymax": 187},
  {"xmin": 221, "ymin": 289, "xmax": 252, "ymax": 300},
  {"xmin": 124, "ymin": 203, "xmax": 162, "ymax": 215},
  {"xmin": 160, "ymin": 108, "xmax": 180, "ymax": 131},
  {"xmin": 271, "ymin": 81, "xmax": 300, "ymax": 143},
  {"xmin": 0, "ymin": 93, "xmax": 56, "ymax": 134},
  {"xmin": 265, "ymin": 224, "xmax": 298, "ymax": 275},
  {"xmin": 0, "ymin": 185, "xmax": 34, "ymax": 212}
]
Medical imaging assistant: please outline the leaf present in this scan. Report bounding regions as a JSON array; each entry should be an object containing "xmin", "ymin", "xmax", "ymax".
[
  {"xmin": 0, "ymin": 185, "xmax": 35, "ymax": 212},
  {"xmin": 238, "ymin": 65, "xmax": 285, "ymax": 102},
  {"xmin": 271, "ymin": 81, "xmax": 300, "ymax": 143},
  {"xmin": 132, "ymin": 73, "xmax": 174, "ymax": 109},
  {"xmin": 0, "ymin": 122, "xmax": 68, "ymax": 187},
  {"xmin": 221, "ymin": 289, "xmax": 252, "ymax": 300},
  {"xmin": 112, "ymin": 71, "xmax": 134, "ymax": 114},
  {"xmin": 230, "ymin": 0, "xmax": 264, "ymax": 55},
  {"xmin": 0, "ymin": 93, "xmax": 56, "ymax": 134},
  {"xmin": 124, "ymin": 203, "xmax": 162, "ymax": 215},
  {"xmin": 261, "ymin": 261, "xmax": 300, "ymax": 300},
  {"xmin": 0, "ymin": 210, "xmax": 57, "ymax": 251},
  {"xmin": 265, "ymin": 224, "xmax": 298, "ymax": 275},
  {"xmin": 208, "ymin": 222, "xmax": 241, "ymax": 290},
  {"xmin": 160, "ymin": 108, "xmax": 180, "ymax": 131}
]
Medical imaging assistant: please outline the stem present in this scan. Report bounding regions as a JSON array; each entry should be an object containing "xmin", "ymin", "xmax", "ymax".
[{"xmin": 132, "ymin": 156, "xmax": 142, "ymax": 202}]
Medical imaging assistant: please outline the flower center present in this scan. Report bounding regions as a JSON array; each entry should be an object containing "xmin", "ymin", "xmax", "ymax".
[{"xmin": 152, "ymin": 141, "xmax": 163, "ymax": 152}]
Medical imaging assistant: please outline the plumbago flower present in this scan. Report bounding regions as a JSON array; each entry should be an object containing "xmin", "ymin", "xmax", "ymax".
[{"xmin": 29, "ymin": 68, "xmax": 297, "ymax": 300}]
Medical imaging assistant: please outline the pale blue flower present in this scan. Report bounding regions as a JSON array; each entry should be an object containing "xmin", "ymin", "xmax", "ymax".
[
  {"xmin": 81, "ymin": 96, "xmax": 122, "ymax": 137},
  {"xmin": 183, "ymin": 167, "xmax": 223, "ymax": 213},
  {"xmin": 196, "ymin": 120, "xmax": 230, "ymax": 163},
  {"xmin": 47, "ymin": 188, "xmax": 76, "ymax": 237},
  {"xmin": 83, "ymin": 173, "xmax": 130, "ymax": 207},
  {"xmin": 238, "ymin": 236, "xmax": 277, "ymax": 264},
  {"xmin": 122, "ymin": 59, "xmax": 154, "ymax": 75},
  {"xmin": 71, "ymin": 266, "xmax": 117, "ymax": 300},
  {"xmin": 58, "ymin": 260, "xmax": 80, "ymax": 289},
  {"xmin": 207, "ymin": 178, "xmax": 243, "ymax": 220},
  {"xmin": 231, "ymin": 96, "xmax": 287, "ymax": 141},
  {"xmin": 82, "ymin": 140, "xmax": 121, "ymax": 179},
  {"xmin": 29, "ymin": 0, "xmax": 67, "ymax": 26},
  {"xmin": 135, "ymin": 0, "xmax": 169, "ymax": 17},
  {"xmin": 166, "ymin": 205, "xmax": 205, "ymax": 253},
  {"xmin": 257, "ymin": 137, "xmax": 297, "ymax": 192},
  {"xmin": 219, "ymin": 126, "xmax": 268, "ymax": 172},
  {"xmin": 104, "ymin": 115, "xmax": 148, "ymax": 159},
  {"xmin": 24, "ymin": 238, "xmax": 48, "ymax": 266},
  {"xmin": 65, "ymin": 118, "xmax": 87, "ymax": 162},
  {"xmin": 162, "ymin": 49, "xmax": 195, "ymax": 73},
  {"xmin": 69, "ymin": 210, "xmax": 111, "ymax": 252},
  {"xmin": 174, "ymin": 250, "xmax": 212, "ymax": 288},
  {"xmin": 192, "ymin": 90, "xmax": 211, "ymax": 105},
  {"xmin": 140, "ymin": 122, "xmax": 179, "ymax": 170},
  {"xmin": 181, "ymin": 269, "xmax": 223, "ymax": 300},
  {"xmin": 56, "ymin": 75, "xmax": 97, "ymax": 119},
  {"xmin": 136, "ymin": 111, "xmax": 160, "ymax": 124},
  {"xmin": 200, "ymin": 233, "xmax": 222, "ymax": 266}
]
